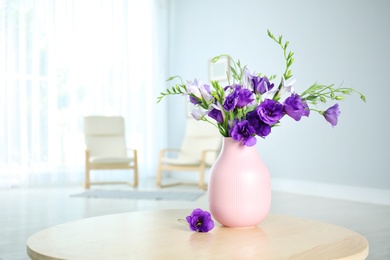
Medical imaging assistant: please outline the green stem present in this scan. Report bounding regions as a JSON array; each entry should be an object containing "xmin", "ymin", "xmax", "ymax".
[
  {"xmin": 178, "ymin": 219, "xmax": 188, "ymax": 225},
  {"xmin": 309, "ymin": 108, "xmax": 324, "ymax": 115}
]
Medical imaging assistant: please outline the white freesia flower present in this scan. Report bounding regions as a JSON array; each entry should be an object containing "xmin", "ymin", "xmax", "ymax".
[
  {"xmin": 191, "ymin": 108, "xmax": 207, "ymax": 120},
  {"xmin": 264, "ymin": 77, "xmax": 296, "ymax": 99},
  {"xmin": 187, "ymin": 85, "xmax": 202, "ymax": 98},
  {"xmin": 186, "ymin": 79, "xmax": 213, "ymax": 103},
  {"xmin": 199, "ymin": 84, "xmax": 213, "ymax": 102},
  {"xmin": 186, "ymin": 82, "xmax": 202, "ymax": 99},
  {"xmin": 279, "ymin": 77, "xmax": 296, "ymax": 96}
]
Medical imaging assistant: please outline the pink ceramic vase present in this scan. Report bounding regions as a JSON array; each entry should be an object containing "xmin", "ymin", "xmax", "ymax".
[{"xmin": 208, "ymin": 137, "xmax": 271, "ymax": 228}]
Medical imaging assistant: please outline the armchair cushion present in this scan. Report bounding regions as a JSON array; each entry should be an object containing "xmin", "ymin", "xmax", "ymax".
[
  {"xmin": 161, "ymin": 157, "xmax": 200, "ymax": 166},
  {"xmin": 90, "ymin": 156, "xmax": 134, "ymax": 165}
]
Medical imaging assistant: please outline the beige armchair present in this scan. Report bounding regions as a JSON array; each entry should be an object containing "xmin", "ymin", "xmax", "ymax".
[
  {"xmin": 83, "ymin": 116, "xmax": 138, "ymax": 189},
  {"xmin": 156, "ymin": 119, "xmax": 221, "ymax": 190}
]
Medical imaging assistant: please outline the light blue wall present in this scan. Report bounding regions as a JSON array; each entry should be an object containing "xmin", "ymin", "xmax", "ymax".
[{"xmin": 165, "ymin": 0, "xmax": 390, "ymax": 189}]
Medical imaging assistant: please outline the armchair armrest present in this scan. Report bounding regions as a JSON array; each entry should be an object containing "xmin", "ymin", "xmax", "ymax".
[
  {"xmin": 159, "ymin": 148, "xmax": 181, "ymax": 158},
  {"xmin": 126, "ymin": 148, "xmax": 138, "ymax": 156},
  {"xmin": 200, "ymin": 149, "xmax": 220, "ymax": 165},
  {"xmin": 201, "ymin": 149, "xmax": 219, "ymax": 157}
]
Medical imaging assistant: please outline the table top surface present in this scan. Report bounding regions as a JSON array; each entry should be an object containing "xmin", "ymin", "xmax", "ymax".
[{"xmin": 27, "ymin": 209, "xmax": 369, "ymax": 260}]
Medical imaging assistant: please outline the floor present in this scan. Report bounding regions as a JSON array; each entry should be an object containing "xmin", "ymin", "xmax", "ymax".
[{"xmin": 1, "ymin": 177, "xmax": 389, "ymax": 260}]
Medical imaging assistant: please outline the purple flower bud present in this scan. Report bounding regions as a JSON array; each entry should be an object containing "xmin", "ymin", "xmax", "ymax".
[
  {"xmin": 284, "ymin": 93, "xmax": 310, "ymax": 121},
  {"xmin": 186, "ymin": 208, "xmax": 214, "ymax": 232},
  {"xmin": 323, "ymin": 103, "xmax": 341, "ymax": 127}
]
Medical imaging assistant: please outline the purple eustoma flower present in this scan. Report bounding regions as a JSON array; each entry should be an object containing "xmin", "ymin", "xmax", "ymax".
[
  {"xmin": 186, "ymin": 208, "xmax": 214, "ymax": 233},
  {"xmin": 323, "ymin": 103, "xmax": 341, "ymax": 127},
  {"xmin": 252, "ymin": 76, "xmax": 274, "ymax": 95},
  {"xmin": 246, "ymin": 110, "xmax": 271, "ymax": 137},
  {"xmin": 208, "ymin": 108, "xmax": 223, "ymax": 123},
  {"xmin": 223, "ymin": 85, "xmax": 254, "ymax": 111},
  {"xmin": 245, "ymin": 69, "xmax": 274, "ymax": 95},
  {"xmin": 236, "ymin": 87, "xmax": 255, "ymax": 108},
  {"xmin": 231, "ymin": 120, "xmax": 257, "ymax": 146},
  {"xmin": 284, "ymin": 93, "xmax": 310, "ymax": 121},
  {"xmin": 223, "ymin": 88, "xmax": 238, "ymax": 111},
  {"xmin": 257, "ymin": 99, "xmax": 284, "ymax": 125}
]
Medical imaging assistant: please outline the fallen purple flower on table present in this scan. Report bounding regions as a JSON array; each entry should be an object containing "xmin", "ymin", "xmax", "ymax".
[{"xmin": 185, "ymin": 208, "xmax": 214, "ymax": 232}]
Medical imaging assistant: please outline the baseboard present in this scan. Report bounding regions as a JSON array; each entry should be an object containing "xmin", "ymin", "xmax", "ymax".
[{"xmin": 271, "ymin": 178, "xmax": 390, "ymax": 206}]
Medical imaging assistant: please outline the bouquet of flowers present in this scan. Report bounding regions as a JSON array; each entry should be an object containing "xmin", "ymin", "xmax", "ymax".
[{"xmin": 158, "ymin": 30, "xmax": 365, "ymax": 147}]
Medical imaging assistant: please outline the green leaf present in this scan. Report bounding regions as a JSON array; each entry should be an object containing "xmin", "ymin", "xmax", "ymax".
[
  {"xmin": 267, "ymin": 29, "xmax": 274, "ymax": 39},
  {"xmin": 269, "ymin": 74, "xmax": 277, "ymax": 81},
  {"xmin": 230, "ymin": 65, "xmax": 238, "ymax": 77},
  {"xmin": 305, "ymin": 95, "xmax": 318, "ymax": 101},
  {"xmin": 287, "ymin": 57, "xmax": 294, "ymax": 67}
]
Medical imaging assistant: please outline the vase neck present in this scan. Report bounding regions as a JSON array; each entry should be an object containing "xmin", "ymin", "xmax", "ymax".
[
  {"xmin": 222, "ymin": 137, "xmax": 257, "ymax": 151},
  {"xmin": 217, "ymin": 137, "xmax": 262, "ymax": 162}
]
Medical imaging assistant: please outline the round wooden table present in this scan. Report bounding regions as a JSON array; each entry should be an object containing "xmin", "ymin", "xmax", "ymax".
[{"xmin": 26, "ymin": 209, "xmax": 369, "ymax": 259}]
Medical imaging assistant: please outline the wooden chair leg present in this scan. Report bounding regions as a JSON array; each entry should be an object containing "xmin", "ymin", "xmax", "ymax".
[
  {"xmin": 156, "ymin": 150, "xmax": 165, "ymax": 187},
  {"xmin": 85, "ymin": 150, "xmax": 91, "ymax": 189},
  {"xmin": 133, "ymin": 150, "xmax": 139, "ymax": 187},
  {"xmin": 199, "ymin": 167, "xmax": 205, "ymax": 190},
  {"xmin": 133, "ymin": 167, "xmax": 139, "ymax": 188},
  {"xmin": 156, "ymin": 166, "xmax": 163, "ymax": 187},
  {"xmin": 85, "ymin": 167, "xmax": 90, "ymax": 189}
]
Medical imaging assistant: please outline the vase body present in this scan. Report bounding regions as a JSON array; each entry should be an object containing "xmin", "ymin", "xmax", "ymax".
[{"xmin": 208, "ymin": 137, "xmax": 271, "ymax": 228}]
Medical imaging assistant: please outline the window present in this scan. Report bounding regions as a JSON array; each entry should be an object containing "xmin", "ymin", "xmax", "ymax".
[{"xmin": 0, "ymin": 0, "xmax": 168, "ymax": 186}]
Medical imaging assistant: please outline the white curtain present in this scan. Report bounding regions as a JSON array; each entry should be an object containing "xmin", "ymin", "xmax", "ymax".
[{"xmin": 0, "ymin": 0, "xmax": 169, "ymax": 186}]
